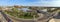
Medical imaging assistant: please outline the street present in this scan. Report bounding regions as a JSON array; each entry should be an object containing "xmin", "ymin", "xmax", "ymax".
[
  {"xmin": 0, "ymin": 12, "xmax": 7, "ymax": 22},
  {"xmin": 0, "ymin": 11, "xmax": 13, "ymax": 22}
]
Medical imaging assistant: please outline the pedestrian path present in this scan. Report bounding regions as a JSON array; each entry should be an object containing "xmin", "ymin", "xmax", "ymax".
[{"xmin": 54, "ymin": 19, "xmax": 60, "ymax": 22}]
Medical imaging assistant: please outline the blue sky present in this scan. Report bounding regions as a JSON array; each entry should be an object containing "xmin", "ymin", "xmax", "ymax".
[{"xmin": 0, "ymin": 0, "xmax": 60, "ymax": 6}]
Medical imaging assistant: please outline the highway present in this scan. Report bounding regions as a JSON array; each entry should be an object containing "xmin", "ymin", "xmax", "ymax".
[
  {"xmin": 36, "ymin": 10, "xmax": 59, "ymax": 22},
  {"xmin": 0, "ymin": 11, "xmax": 13, "ymax": 22},
  {"xmin": 0, "ymin": 12, "xmax": 7, "ymax": 22}
]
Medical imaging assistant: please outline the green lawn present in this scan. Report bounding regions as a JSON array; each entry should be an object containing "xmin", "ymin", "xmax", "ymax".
[
  {"xmin": 4, "ymin": 11, "xmax": 35, "ymax": 19},
  {"xmin": 4, "ymin": 8, "xmax": 38, "ymax": 19}
]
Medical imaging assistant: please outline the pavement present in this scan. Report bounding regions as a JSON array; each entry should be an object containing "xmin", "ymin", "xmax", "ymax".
[
  {"xmin": 54, "ymin": 19, "xmax": 60, "ymax": 22},
  {"xmin": 49, "ymin": 18, "xmax": 60, "ymax": 22}
]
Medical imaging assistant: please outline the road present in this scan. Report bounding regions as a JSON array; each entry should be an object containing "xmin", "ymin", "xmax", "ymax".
[
  {"xmin": 37, "ymin": 10, "xmax": 51, "ymax": 22},
  {"xmin": 0, "ymin": 12, "xmax": 7, "ymax": 22},
  {"xmin": 7, "ymin": 15, "xmax": 35, "ymax": 22},
  {"xmin": 36, "ymin": 10, "xmax": 60, "ymax": 22},
  {"xmin": 0, "ymin": 11, "xmax": 13, "ymax": 22}
]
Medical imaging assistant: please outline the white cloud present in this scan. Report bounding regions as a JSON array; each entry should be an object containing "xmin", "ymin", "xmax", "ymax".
[{"xmin": 33, "ymin": 0, "xmax": 60, "ymax": 7}]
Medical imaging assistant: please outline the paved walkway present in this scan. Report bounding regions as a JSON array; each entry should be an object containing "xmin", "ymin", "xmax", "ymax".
[
  {"xmin": 49, "ymin": 18, "xmax": 60, "ymax": 22},
  {"xmin": 54, "ymin": 19, "xmax": 60, "ymax": 22}
]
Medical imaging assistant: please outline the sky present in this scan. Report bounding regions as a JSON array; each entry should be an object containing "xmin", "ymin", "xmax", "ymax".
[{"xmin": 0, "ymin": 0, "xmax": 60, "ymax": 6}]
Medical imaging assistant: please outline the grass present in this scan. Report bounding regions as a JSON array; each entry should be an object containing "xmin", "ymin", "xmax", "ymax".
[
  {"xmin": 4, "ymin": 12, "xmax": 34, "ymax": 19},
  {"xmin": 4, "ymin": 10, "xmax": 38, "ymax": 19}
]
